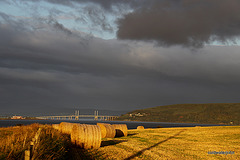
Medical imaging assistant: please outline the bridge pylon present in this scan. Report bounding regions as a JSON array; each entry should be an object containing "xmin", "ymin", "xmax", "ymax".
[
  {"xmin": 94, "ymin": 110, "xmax": 99, "ymax": 121},
  {"xmin": 75, "ymin": 110, "xmax": 80, "ymax": 120}
]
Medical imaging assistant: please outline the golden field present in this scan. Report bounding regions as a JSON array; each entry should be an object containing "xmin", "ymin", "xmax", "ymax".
[
  {"xmin": 0, "ymin": 124, "xmax": 239, "ymax": 160},
  {"xmin": 97, "ymin": 126, "xmax": 239, "ymax": 160}
]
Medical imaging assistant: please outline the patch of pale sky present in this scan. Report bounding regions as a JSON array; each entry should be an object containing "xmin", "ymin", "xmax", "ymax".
[
  {"xmin": 0, "ymin": 0, "xmax": 119, "ymax": 39},
  {"xmin": 0, "ymin": 2, "xmax": 27, "ymax": 17}
]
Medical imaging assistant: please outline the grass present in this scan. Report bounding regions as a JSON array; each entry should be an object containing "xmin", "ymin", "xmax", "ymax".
[
  {"xmin": 31, "ymin": 126, "xmax": 70, "ymax": 159},
  {"xmin": 0, "ymin": 123, "xmax": 39, "ymax": 160},
  {"xmin": 0, "ymin": 124, "xmax": 70, "ymax": 160},
  {"xmin": 1, "ymin": 124, "xmax": 239, "ymax": 159},
  {"xmin": 0, "ymin": 124, "xmax": 105, "ymax": 160}
]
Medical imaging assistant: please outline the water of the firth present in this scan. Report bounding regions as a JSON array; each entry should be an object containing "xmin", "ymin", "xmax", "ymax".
[{"xmin": 0, "ymin": 119, "xmax": 227, "ymax": 129}]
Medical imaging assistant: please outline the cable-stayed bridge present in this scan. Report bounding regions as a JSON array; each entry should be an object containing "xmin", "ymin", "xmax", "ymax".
[{"xmin": 36, "ymin": 110, "xmax": 118, "ymax": 121}]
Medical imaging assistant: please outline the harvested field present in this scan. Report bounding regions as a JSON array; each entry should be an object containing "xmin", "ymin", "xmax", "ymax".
[
  {"xmin": 1, "ymin": 125, "xmax": 239, "ymax": 159},
  {"xmin": 97, "ymin": 126, "xmax": 240, "ymax": 160}
]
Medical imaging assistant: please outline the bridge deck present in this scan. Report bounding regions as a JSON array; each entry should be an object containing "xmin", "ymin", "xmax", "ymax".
[{"xmin": 36, "ymin": 115, "xmax": 118, "ymax": 120}]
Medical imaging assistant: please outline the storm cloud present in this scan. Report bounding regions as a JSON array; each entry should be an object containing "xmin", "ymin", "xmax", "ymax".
[{"xmin": 117, "ymin": 0, "xmax": 240, "ymax": 47}]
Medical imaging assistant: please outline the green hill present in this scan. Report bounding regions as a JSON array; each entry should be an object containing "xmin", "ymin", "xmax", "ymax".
[{"xmin": 117, "ymin": 103, "xmax": 240, "ymax": 125}]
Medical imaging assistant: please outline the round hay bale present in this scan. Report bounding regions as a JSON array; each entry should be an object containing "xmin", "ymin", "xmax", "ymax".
[
  {"xmin": 59, "ymin": 122, "xmax": 75, "ymax": 134},
  {"xmin": 137, "ymin": 126, "xmax": 144, "ymax": 130},
  {"xmin": 52, "ymin": 124, "xmax": 60, "ymax": 130},
  {"xmin": 112, "ymin": 124, "xmax": 128, "ymax": 137},
  {"xmin": 70, "ymin": 124, "xmax": 78, "ymax": 144},
  {"xmin": 71, "ymin": 124, "xmax": 101, "ymax": 149},
  {"xmin": 97, "ymin": 123, "xmax": 115, "ymax": 138}
]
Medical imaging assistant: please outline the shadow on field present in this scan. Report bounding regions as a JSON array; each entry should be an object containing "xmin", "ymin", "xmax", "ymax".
[
  {"xmin": 101, "ymin": 140, "xmax": 128, "ymax": 147},
  {"xmin": 127, "ymin": 133, "xmax": 138, "ymax": 137},
  {"xmin": 67, "ymin": 144, "xmax": 104, "ymax": 160},
  {"xmin": 124, "ymin": 130, "xmax": 185, "ymax": 160}
]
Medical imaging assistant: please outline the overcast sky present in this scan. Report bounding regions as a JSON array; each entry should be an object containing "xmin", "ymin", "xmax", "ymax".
[{"xmin": 1, "ymin": 0, "xmax": 240, "ymax": 115}]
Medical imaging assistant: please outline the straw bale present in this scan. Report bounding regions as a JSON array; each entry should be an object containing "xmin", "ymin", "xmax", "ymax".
[
  {"xmin": 97, "ymin": 123, "xmax": 115, "ymax": 138},
  {"xmin": 52, "ymin": 124, "xmax": 60, "ymax": 130},
  {"xmin": 71, "ymin": 124, "xmax": 101, "ymax": 149},
  {"xmin": 59, "ymin": 122, "xmax": 75, "ymax": 134},
  {"xmin": 112, "ymin": 124, "xmax": 128, "ymax": 137},
  {"xmin": 137, "ymin": 126, "xmax": 144, "ymax": 130}
]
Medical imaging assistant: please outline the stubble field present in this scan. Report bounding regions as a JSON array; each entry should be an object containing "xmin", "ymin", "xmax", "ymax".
[
  {"xmin": 97, "ymin": 126, "xmax": 239, "ymax": 160},
  {"xmin": 0, "ymin": 124, "xmax": 239, "ymax": 160}
]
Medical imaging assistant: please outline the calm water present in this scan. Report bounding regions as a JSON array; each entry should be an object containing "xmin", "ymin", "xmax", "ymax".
[{"xmin": 0, "ymin": 119, "xmax": 226, "ymax": 129}]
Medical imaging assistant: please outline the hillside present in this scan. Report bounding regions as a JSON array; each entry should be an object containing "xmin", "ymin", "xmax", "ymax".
[{"xmin": 117, "ymin": 103, "xmax": 240, "ymax": 125}]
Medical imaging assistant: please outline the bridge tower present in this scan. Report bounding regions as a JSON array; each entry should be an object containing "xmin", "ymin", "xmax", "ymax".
[
  {"xmin": 75, "ymin": 110, "xmax": 79, "ymax": 120},
  {"xmin": 94, "ymin": 110, "xmax": 99, "ymax": 120}
]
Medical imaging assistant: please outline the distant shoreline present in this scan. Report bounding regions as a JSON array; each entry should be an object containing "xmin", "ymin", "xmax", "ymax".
[{"xmin": 0, "ymin": 117, "xmax": 39, "ymax": 120}]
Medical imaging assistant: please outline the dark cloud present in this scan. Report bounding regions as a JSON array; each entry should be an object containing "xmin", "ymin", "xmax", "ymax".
[{"xmin": 117, "ymin": 0, "xmax": 240, "ymax": 47}]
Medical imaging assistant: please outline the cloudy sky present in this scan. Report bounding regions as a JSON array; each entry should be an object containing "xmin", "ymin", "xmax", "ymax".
[{"xmin": 1, "ymin": 0, "xmax": 240, "ymax": 115}]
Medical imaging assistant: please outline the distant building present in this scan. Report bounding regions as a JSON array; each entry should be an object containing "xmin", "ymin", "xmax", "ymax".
[
  {"xmin": 11, "ymin": 116, "xmax": 24, "ymax": 119},
  {"xmin": 135, "ymin": 113, "xmax": 144, "ymax": 117}
]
